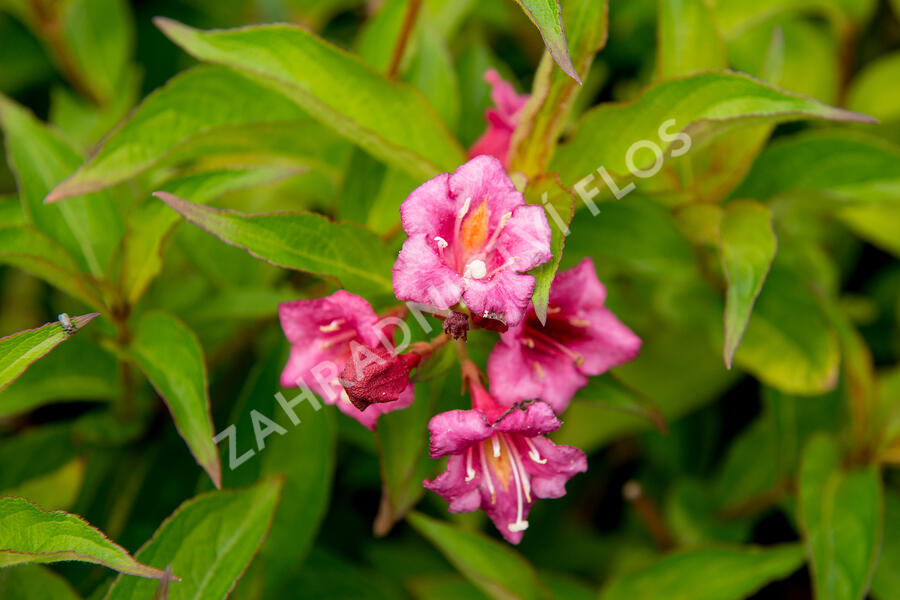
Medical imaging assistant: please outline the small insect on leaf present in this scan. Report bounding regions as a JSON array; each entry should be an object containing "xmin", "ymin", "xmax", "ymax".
[{"xmin": 58, "ymin": 313, "xmax": 77, "ymax": 336}]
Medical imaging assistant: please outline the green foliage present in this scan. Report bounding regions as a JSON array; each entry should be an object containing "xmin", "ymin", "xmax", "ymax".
[
  {"xmin": 0, "ymin": 497, "xmax": 164, "ymax": 578},
  {"xmin": 0, "ymin": 0, "xmax": 897, "ymax": 598},
  {"xmin": 105, "ymin": 478, "xmax": 283, "ymax": 599}
]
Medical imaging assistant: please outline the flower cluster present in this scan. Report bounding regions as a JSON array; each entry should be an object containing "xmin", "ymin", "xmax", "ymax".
[{"xmin": 277, "ymin": 73, "xmax": 640, "ymax": 543}]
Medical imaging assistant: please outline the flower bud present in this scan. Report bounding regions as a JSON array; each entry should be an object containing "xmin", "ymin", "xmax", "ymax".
[{"xmin": 339, "ymin": 346, "xmax": 421, "ymax": 411}]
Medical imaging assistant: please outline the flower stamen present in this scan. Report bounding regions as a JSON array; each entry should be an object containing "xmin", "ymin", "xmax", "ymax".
[
  {"xmin": 525, "ymin": 438, "xmax": 547, "ymax": 464},
  {"xmin": 465, "ymin": 447, "xmax": 476, "ymax": 482}
]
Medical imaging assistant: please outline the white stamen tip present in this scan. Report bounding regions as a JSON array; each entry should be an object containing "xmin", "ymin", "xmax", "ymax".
[
  {"xmin": 466, "ymin": 468, "xmax": 476, "ymax": 482},
  {"xmin": 434, "ymin": 236, "xmax": 448, "ymax": 249},
  {"xmin": 319, "ymin": 319, "xmax": 343, "ymax": 332},
  {"xmin": 458, "ymin": 197, "xmax": 472, "ymax": 218},
  {"xmin": 464, "ymin": 259, "xmax": 487, "ymax": 279},
  {"xmin": 529, "ymin": 449, "xmax": 547, "ymax": 464},
  {"xmin": 508, "ymin": 520, "xmax": 530, "ymax": 532},
  {"xmin": 491, "ymin": 436, "xmax": 501, "ymax": 458}
]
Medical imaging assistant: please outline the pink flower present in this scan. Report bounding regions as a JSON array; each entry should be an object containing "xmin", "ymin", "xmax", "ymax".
[
  {"xmin": 279, "ymin": 290, "xmax": 413, "ymax": 430},
  {"xmin": 392, "ymin": 156, "xmax": 552, "ymax": 328},
  {"xmin": 487, "ymin": 259, "xmax": 642, "ymax": 413},
  {"xmin": 469, "ymin": 70, "xmax": 530, "ymax": 167},
  {"xmin": 424, "ymin": 364, "xmax": 586, "ymax": 544}
]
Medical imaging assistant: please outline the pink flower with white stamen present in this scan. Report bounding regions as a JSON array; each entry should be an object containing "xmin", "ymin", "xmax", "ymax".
[
  {"xmin": 279, "ymin": 290, "xmax": 413, "ymax": 430},
  {"xmin": 488, "ymin": 259, "xmax": 642, "ymax": 414},
  {"xmin": 424, "ymin": 363, "xmax": 586, "ymax": 544},
  {"xmin": 392, "ymin": 156, "xmax": 552, "ymax": 327}
]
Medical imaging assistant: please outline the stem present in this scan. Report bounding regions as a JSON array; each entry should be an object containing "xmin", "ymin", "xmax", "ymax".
[
  {"xmin": 386, "ymin": 0, "xmax": 423, "ymax": 79},
  {"xmin": 622, "ymin": 480, "xmax": 675, "ymax": 550}
]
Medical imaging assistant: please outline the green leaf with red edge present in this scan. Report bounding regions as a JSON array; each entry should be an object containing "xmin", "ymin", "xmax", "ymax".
[
  {"xmin": 153, "ymin": 191, "xmax": 394, "ymax": 297},
  {"xmin": 524, "ymin": 176, "xmax": 575, "ymax": 325},
  {"xmin": 0, "ymin": 313, "xmax": 98, "ymax": 393},
  {"xmin": 128, "ymin": 310, "xmax": 222, "ymax": 489},
  {"xmin": 152, "ymin": 19, "xmax": 466, "ymax": 181},
  {"xmin": 511, "ymin": 0, "xmax": 580, "ymax": 84},
  {"xmin": 105, "ymin": 477, "xmax": 283, "ymax": 600},
  {"xmin": 0, "ymin": 497, "xmax": 167, "ymax": 580},
  {"xmin": 720, "ymin": 201, "xmax": 777, "ymax": 368},
  {"xmin": 509, "ymin": 0, "xmax": 608, "ymax": 176},
  {"xmin": 550, "ymin": 71, "xmax": 875, "ymax": 190}
]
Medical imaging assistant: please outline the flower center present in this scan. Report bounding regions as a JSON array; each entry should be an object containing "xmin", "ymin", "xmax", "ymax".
[{"xmin": 481, "ymin": 433, "xmax": 530, "ymax": 534}]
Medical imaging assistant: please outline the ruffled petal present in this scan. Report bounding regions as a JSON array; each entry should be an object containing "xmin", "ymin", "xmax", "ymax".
[
  {"xmin": 428, "ymin": 409, "xmax": 493, "ymax": 458},
  {"xmin": 492, "ymin": 401, "xmax": 561, "ymax": 436},
  {"xmin": 496, "ymin": 204, "xmax": 553, "ymax": 272},
  {"xmin": 463, "ymin": 269, "xmax": 535, "ymax": 327},
  {"xmin": 400, "ymin": 173, "xmax": 454, "ymax": 239},
  {"xmin": 548, "ymin": 257, "xmax": 606, "ymax": 314},
  {"xmin": 568, "ymin": 306, "xmax": 642, "ymax": 375},
  {"xmin": 524, "ymin": 437, "xmax": 587, "ymax": 499},
  {"xmin": 449, "ymin": 156, "xmax": 525, "ymax": 230},
  {"xmin": 392, "ymin": 235, "xmax": 464, "ymax": 310},
  {"xmin": 424, "ymin": 454, "xmax": 482, "ymax": 513},
  {"xmin": 486, "ymin": 335, "xmax": 543, "ymax": 405}
]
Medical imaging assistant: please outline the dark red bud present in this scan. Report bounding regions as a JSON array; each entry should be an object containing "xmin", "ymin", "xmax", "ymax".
[
  {"xmin": 339, "ymin": 346, "xmax": 420, "ymax": 411},
  {"xmin": 443, "ymin": 311, "xmax": 470, "ymax": 341}
]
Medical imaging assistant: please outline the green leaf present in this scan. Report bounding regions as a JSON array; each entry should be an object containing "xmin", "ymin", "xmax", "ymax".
[
  {"xmin": 713, "ymin": 387, "xmax": 844, "ymax": 511},
  {"xmin": 0, "ymin": 225, "xmax": 106, "ymax": 309},
  {"xmin": 0, "ymin": 497, "xmax": 166, "ymax": 579},
  {"xmin": 0, "ymin": 332, "xmax": 117, "ymax": 418},
  {"xmin": 154, "ymin": 192, "xmax": 394, "ymax": 297},
  {"xmin": 599, "ymin": 544, "xmax": 805, "ymax": 600},
  {"xmin": 509, "ymin": 10, "xmax": 606, "ymax": 178},
  {"xmin": 524, "ymin": 177, "xmax": 574, "ymax": 324},
  {"xmin": 847, "ymin": 51, "xmax": 900, "ymax": 125},
  {"xmin": 0, "ymin": 313, "xmax": 99, "ymax": 393},
  {"xmin": 224, "ymin": 340, "xmax": 337, "ymax": 596},
  {"xmin": 0, "ymin": 95, "xmax": 123, "ymax": 278},
  {"xmin": 0, "ymin": 459, "xmax": 84, "ymax": 512},
  {"xmin": 734, "ymin": 264, "xmax": 840, "ymax": 395},
  {"xmin": 510, "ymin": 0, "xmax": 579, "ymax": 83},
  {"xmin": 713, "ymin": 0, "xmax": 875, "ymax": 39},
  {"xmin": 128, "ymin": 311, "xmax": 222, "ymax": 489},
  {"xmin": 120, "ymin": 166, "xmax": 300, "ymax": 306},
  {"xmin": 656, "ymin": 0, "xmax": 727, "ymax": 79},
  {"xmin": 407, "ymin": 512, "xmax": 544, "ymax": 600},
  {"xmin": 798, "ymin": 434, "xmax": 883, "ymax": 600},
  {"xmin": 731, "ymin": 131, "xmax": 900, "ymax": 203},
  {"xmin": 871, "ymin": 491, "xmax": 900, "ymax": 599},
  {"xmin": 550, "ymin": 71, "xmax": 874, "ymax": 188},
  {"xmin": 0, "ymin": 565, "xmax": 82, "ymax": 600},
  {"xmin": 510, "ymin": 0, "xmax": 607, "ymax": 177},
  {"xmin": 154, "ymin": 19, "xmax": 466, "ymax": 181},
  {"xmin": 46, "ymin": 66, "xmax": 343, "ymax": 200},
  {"xmin": 719, "ymin": 201, "xmax": 777, "ymax": 367},
  {"xmin": 105, "ymin": 477, "xmax": 283, "ymax": 600},
  {"xmin": 838, "ymin": 203, "xmax": 900, "ymax": 258}
]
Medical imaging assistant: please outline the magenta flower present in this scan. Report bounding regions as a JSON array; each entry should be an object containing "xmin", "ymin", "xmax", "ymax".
[
  {"xmin": 392, "ymin": 156, "xmax": 552, "ymax": 328},
  {"xmin": 487, "ymin": 259, "xmax": 642, "ymax": 413},
  {"xmin": 424, "ymin": 364, "xmax": 586, "ymax": 544},
  {"xmin": 279, "ymin": 290, "xmax": 413, "ymax": 430},
  {"xmin": 469, "ymin": 70, "xmax": 530, "ymax": 167}
]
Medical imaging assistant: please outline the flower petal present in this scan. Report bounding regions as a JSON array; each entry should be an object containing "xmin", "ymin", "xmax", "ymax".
[
  {"xmin": 278, "ymin": 290, "xmax": 380, "ymax": 346},
  {"xmin": 428, "ymin": 409, "xmax": 493, "ymax": 458},
  {"xmin": 449, "ymin": 156, "xmax": 524, "ymax": 230},
  {"xmin": 486, "ymin": 334, "xmax": 543, "ymax": 405},
  {"xmin": 463, "ymin": 269, "xmax": 535, "ymax": 327},
  {"xmin": 496, "ymin": 204, "xmax": 553, "ymax": 272},
  {"xmin": 548, "ymin": 257, "xmax": 607, "ymax": 313},
  {"xmin": 485, "ymin": 69, "xmax": 529, "ymax": 122},
  {"xmin": 400, "ymin": 173, "xmax": 453, "ymax": 239},
  {"xmin": 524, "ymin": 437, "xmax": 587, "ymax": 499},
  {"xmin": 392, "ymin": 235, "xmax": 464, "ymax": 310},
  {"xmin": 424, "ymin": 454, "xmax": 482, "ymax": 513},
  {"xmin": 492, "ymin": 401, "xmax": 561, "ymax": 436},
  {"xmin": 568, "ymin": 306, "xmax": 642, "ymax": 375}
]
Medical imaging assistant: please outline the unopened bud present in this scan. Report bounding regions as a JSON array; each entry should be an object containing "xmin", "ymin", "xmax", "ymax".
[{"xmin": 339, "ymin": 346, "xmax": 420, "ymax": 411}]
